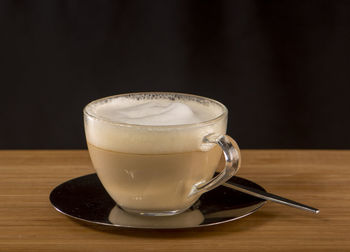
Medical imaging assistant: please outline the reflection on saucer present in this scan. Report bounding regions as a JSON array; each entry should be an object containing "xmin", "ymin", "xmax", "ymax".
[
  {"xmin": 204, "ymin": 204, "xmax": 263, "ymax": 219},
  {"xmin": 108, "ymin": 206, "xmax": 204, "ymax": 228}
]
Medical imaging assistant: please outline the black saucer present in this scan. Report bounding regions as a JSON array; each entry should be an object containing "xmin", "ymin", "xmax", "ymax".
[{"xmin": 50, "ymin": 173, "xmax": 266, "ymax": 229}]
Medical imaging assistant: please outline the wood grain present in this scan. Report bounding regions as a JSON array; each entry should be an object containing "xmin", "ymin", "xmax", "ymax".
[{"xmin": 0, "ymin": 150, "xmax": 349, "ymax": 252}]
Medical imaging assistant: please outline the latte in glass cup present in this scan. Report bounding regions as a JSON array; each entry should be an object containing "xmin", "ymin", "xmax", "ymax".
[{"xmin": 84, "ymin": 93, "xmax": 240, "ymax": 216}]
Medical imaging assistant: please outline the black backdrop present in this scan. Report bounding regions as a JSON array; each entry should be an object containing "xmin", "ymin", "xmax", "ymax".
[{"xmin": 0, "ymin": 0, "xmax": 349, "ymax": 149}]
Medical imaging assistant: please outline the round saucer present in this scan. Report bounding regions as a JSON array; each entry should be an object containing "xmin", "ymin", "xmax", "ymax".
[{"xmin": 50, "ymin": 173, "xmax": 266, "ymax": 229}]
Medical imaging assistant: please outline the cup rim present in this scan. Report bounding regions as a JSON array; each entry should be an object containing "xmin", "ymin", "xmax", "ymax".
[{"xmin": 83, "ymin": 92, "xmax": 228, "ymax": 129}]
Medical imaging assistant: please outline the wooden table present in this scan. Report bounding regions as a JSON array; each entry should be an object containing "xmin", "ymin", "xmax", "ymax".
[{"xmin": 0, "ymin": 150, "xmax": 349, "ymax": 251}]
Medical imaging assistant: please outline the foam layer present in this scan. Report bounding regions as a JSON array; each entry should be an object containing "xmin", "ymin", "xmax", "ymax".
[
  {"xmin": 95, "ymin": 99, "xmax": 204, "ymax": 126},
  {"xmin": 84, "ymin": 93, "xmax": 227, "ymax": 154}
]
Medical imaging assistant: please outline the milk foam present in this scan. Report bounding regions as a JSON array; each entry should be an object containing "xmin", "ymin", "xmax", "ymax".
[
  {"xmin": 84, "ymin": 94, "xmax": 227, "ymax": 154},
  {"xmin": 95, "ymin": 99, "xmax": 204, "ymax": 126}
]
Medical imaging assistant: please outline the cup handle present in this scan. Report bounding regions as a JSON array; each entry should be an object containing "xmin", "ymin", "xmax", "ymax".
[{"xmin": 189, "ymin": 133, "xmax": 241, "ymax": 197}]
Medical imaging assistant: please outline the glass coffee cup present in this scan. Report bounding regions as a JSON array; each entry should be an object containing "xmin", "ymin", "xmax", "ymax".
[{"xmin": 84, "ymin": 92, "xmax": 240, "ymax": 216}]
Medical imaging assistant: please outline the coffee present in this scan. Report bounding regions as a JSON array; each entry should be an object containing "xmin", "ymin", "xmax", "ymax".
[
  {"xmin": 84, "ymin": 93, "xmax": 239, "ymax": 216},
  {"xmin": 88, "ymin": 143, "xmax": 222, "ymax": 212}
]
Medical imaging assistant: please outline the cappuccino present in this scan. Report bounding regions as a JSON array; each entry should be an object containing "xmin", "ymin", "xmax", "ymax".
[{"xmin": 84, "ymin": 93, "xmax": 232, "ymax": 215}]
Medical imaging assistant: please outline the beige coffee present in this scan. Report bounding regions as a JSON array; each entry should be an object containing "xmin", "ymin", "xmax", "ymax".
[
  {"xmin": 88, "ymin": 143, "xmax": 223, "ymax": 211},
  {"xmin": 84, "ymin": 93, "xmax": 227, "ymax": 214}
]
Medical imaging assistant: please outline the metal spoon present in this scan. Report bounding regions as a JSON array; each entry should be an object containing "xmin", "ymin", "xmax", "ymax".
[{"xmin": 224, "ymin": 180, "xmax": 319, "ymax": 214}]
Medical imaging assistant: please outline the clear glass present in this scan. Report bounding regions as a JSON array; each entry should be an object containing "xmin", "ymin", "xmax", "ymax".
[{"xmin": 84, "ymin": 92, "xmax": 240, "ymax": 216}]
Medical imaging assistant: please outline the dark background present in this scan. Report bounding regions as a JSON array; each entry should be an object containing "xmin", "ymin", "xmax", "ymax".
[{"xmin": 0, "ymin": 0, "xmax": 349, "ymax": 149}]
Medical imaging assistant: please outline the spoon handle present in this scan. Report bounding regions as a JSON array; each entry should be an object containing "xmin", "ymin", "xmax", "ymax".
[{"xmin": 223, "ymin": 181, "xmax": 319, "ymax": 214}]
